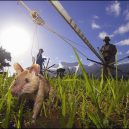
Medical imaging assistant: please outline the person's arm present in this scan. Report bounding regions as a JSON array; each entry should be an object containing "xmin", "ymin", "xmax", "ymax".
[
  {"xmin": 111, "ymin": 45, "xmax": 117, "ymax": 56},
  {"xmin": 43, "ymin": 57, "xmax": 47, "ymax": 60},
  {"xmin": 100, "ymin": 46, "xmax": 103, "ymax": 54},
  {"xmin": 41, "ymin": 57, "xmax": 47, "ymax": 63}
]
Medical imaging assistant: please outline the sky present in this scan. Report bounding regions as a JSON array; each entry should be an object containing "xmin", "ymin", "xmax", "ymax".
[{"xmin": 0, "ymin": 1, "xmax": 129, "ymax": 74}]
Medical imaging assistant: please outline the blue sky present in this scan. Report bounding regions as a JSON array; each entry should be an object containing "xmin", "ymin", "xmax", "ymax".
[{"xmin": 0, "ymin": 1, "xmax": 129, "ymax": 74}]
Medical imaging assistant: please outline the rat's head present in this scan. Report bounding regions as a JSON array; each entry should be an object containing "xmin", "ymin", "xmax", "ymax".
[{"xmin": 11, "ymin": 63, "xmax": 40, "ymax": 96}]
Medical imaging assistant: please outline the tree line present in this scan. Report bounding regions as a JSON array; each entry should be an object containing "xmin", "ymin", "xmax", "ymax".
[{"xmin": 0, "ymin": 46, "xmax": 11, "ymax": 71}]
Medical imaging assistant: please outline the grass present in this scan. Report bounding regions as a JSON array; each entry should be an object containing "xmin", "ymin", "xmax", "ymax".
[{"xmin": 0, "ymin": 50, "xmax": 129, "ymax": 128}]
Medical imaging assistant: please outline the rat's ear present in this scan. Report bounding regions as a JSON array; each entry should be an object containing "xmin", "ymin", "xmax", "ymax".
[
  {"xmin": 13, "ymin": 63, "xmax": 24, "ymax": 74},
  {"xmin": 29, "ymin": 64, "xmax": 40, "ymax": 75}
]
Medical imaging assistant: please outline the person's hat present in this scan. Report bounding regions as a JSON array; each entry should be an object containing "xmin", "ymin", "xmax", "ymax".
[
  {"xmin": 103, "ymin": 36, "xmax": 110, "ymax": 41},
  {"xmin": 39, "ymin": 49, "xmax": 44, "ymax": 52}
]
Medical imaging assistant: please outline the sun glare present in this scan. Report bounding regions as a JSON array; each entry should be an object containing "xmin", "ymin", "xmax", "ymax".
[{"xmin": 0, "ymin": 25, "xmax": 32, "ymax": 57}]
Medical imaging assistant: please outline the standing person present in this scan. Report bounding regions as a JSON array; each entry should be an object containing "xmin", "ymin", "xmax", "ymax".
[
  {"xmin": 100, "ymin": 36, "xmax": 117, "ymax": 78},
  {"xmin": 36, "ymin": 49, "xmax": 46, "ymax": 74}
]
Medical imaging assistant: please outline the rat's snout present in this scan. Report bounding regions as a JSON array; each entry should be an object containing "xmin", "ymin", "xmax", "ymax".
[
  {"xmin": 11, "ymin": 81, "xmax": 23, "ymax": 97},
  {"xmin": 11, "ymin": 86, "xmax": 18, "ymax": 96}
]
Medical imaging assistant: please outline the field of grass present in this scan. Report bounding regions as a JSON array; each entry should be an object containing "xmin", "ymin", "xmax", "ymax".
[{"xmin": 0, "ymin": 50, "xmax": 129, "ymax": 128}]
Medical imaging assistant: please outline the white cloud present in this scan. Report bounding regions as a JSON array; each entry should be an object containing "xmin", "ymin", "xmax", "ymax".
[
  {"xmin": 98, "ymin": 31, "xmax": 108, "ymax": 39},
  {"xmin": 106, "ymin": 1, "xmax": 121, "ymax": 16},
  {"xmin": 93, "ymin": 15, "xmax": 99, "ymax": 19},
  {"xmin": 124, "ymin": 9, "xmax": 129, "ymax": 21},
  {"xmin": 113, "ymin": 22, "xmax": 129, "ymax": 35},
  {"xmin": 117, "ymin": 51, "xmax": 123, "ymax": 55},
  {"xmin": 116, "ymin": 38, "xmax": 129, "ymax": 46},
  {"xmin": 91, "ymin": 21, "xmax": 101, "ymax": 29},
  {"xmin": 126, "ymin": 50, "xmax": 129, "ymax": 54},
  {"xmin": 59, "ymin": 62, "xmax": 64, "ymax": 68},
  {"xmin": 110, "ymin": 22, "xmax": 129, "ymax": 37}
]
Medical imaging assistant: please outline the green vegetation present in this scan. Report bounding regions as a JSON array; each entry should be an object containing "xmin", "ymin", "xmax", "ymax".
[
  {"xmin": 0, "ymin": 46, "xmax": 11, "ymax": 71},
  {"xmin": 0, "ymin": 50, "xmax": 129, "ymax": 128}
]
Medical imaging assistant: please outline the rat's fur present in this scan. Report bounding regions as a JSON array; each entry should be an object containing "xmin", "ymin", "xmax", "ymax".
[{"xmin": 11, "ymin": 63, "xmax": 51, "ymax": 121}]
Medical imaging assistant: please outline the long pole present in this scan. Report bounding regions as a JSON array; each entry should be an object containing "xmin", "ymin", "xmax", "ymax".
[
  {"xmin": 110, "ymin": 56, "xmax": 129, "ymax": 65},
  {"xmin": 87, "ymin": 58, "xmax": 129, "ymax": 75},
  {"xmin": 18, "ymin": 0, "xmax": 31, "ymax": 13},
  {"xmin": 18, "ymin": 0, "xmax": 104, "ymax": 63},
  {"xmin": 49, "ymin": 1, "xmax": 104, "ymax": 63}
]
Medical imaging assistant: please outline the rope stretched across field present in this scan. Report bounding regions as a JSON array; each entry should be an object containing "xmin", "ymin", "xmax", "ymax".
[
  {"xmin": 18, "ymin": 0, "xmax": 89, "ymax": 63},
  {"xmin": 17, "ymin": 0, "xmax": 129, "ymax": 76},
  {"xmin": 49, "ymin": 1, "xmax": 104, "ymax": 63},
  {"xmin": 17, "ymin": 0, "xmax": 104, "ymax": 63},
  {"xmin": 30, "ymin": 24, "xmax": 129, "ymax": 76},
  {"xmin": 43, "ymin": 24, "xmax": 89, "ymax": 59}
]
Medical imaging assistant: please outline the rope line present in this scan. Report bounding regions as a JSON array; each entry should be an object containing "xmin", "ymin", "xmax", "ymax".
[
  {"xmin": 42, "ymin": 24, "xmax": 129, "ymax": 75},
  {"xmin": 44, "ymin": 24, "xmax": 88, "ymax": 49},
  {"xmin": 31, "ymin": 24, "xmax": 40, "ymax": 64},
  {"xmin": 43, "ymin": 24, "xmax": 89, "ymax": 59},
  {"xmin": 17, "ymin": 1, "xmax": 129, "ymax": 76},
  {"xmin": 17, "ymin": 0, "xmax": 100, "ymax": 64},
  {"xmin": 31, "ymin": 24, "xmax": 37, "ymax": 57}
]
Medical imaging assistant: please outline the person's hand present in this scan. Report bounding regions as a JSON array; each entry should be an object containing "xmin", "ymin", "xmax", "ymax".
[{"xmin": 43, "ymin": 58, "xmax": 47, "ymax": 60}]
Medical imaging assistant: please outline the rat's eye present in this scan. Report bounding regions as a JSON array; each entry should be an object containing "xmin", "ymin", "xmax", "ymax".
[{"xmin": 25, "ymin": 78, "xmax": 30, "ymax": 83}]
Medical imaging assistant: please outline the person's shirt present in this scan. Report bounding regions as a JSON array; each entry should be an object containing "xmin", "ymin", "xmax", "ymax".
[
  {"xmin": 100, "ymin": 43, "xmax": 117, "ymax": 57},
  {"xmin": 36, "ymin": 53, "xmax": 43, "ymax": 64}
]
